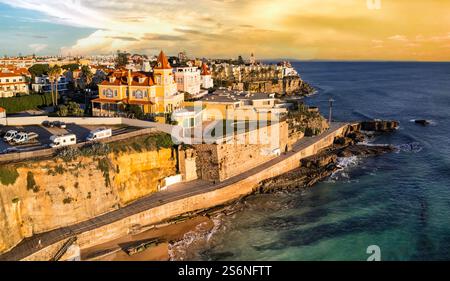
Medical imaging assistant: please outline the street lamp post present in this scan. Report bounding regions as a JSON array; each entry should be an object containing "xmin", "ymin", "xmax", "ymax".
[{"xmin": 328, "ymin": 98, "xmax": 335, "ymax": 125}]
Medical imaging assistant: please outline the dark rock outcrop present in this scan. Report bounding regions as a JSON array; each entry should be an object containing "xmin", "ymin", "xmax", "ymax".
[
  {"xmin": 414, "ymin": 120, "xmax": 430, "ymax": 126},
  {"xmin": 257, "ymin": 143, "xmax": 394, "ymax": 194},
  {"xmin": 257, "ymin": 120, "xmax": 397, "ymax": 194},
  {"xmin": 360, "ymin": 120, "xmax": 399, "ymax": 132}
]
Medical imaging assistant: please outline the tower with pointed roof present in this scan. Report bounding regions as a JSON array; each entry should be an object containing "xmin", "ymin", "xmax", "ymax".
[
  {"xmin": 153, "ymin": 50, "xmax": 183, "ymax": 112},
  {"xmin": 200, "ymin": 63, "xmax": 214, "ymax": 89}
]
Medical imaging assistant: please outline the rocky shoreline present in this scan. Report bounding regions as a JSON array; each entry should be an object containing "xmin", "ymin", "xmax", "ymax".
[{"xmin": 257, "ymin": 120, "xmax": 399, "ymax": 193}]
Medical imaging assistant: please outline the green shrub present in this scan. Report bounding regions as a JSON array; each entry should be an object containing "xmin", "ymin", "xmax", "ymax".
[
  {"xmin": 97, "ymin": 158, "xmax": 111, "ymax": 187},
  {"xmin": 26, "ymin": 171, "xmax": 40, "ymax": 193},
  {"xmin": 0, "ymin": 93, "xmax": 53, "ymax": 114},
  {"xmin": 63, "ymin": 197, "xmax": 74, "ymax": 204},
  {"xmin": 0, "ymin": 166, "xmax": 19, "ymax": 186}
]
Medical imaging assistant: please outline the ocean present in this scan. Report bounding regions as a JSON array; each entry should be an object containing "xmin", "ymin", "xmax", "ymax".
[{"xmin": 169, "ymin": 62, "xmax": 450, "ymax": 261}]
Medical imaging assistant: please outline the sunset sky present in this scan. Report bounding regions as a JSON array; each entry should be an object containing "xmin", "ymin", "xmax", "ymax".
[{"xmin": 0, "ymin": 0, "xmax": 449, "ymax": 61}]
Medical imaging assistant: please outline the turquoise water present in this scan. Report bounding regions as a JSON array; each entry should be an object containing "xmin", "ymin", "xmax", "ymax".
[{"xmin": 171, "ymin": 62, "xmax": 450, "ymax": 261}]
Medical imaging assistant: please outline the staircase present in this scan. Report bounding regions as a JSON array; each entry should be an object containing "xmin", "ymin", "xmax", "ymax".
[{"xmin": 50, "ymin": 236, "xmax": 77, "ymax": 261}]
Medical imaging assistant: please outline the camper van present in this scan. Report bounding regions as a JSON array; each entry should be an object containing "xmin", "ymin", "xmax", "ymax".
[
  {"xmin": 50, "ymin": 134, "xmax": 77, "ymax": 148},
  {"xmin": 86, "ymin": 128, "xmax": 112, "ymax": 142}
]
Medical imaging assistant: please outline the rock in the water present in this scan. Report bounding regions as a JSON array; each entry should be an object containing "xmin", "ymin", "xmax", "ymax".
[
  {"xmin": 414, "ymin": 120, "xmax": 430, "ymax": 126},
  {"xmin": 360, "ymin": 120, "xmax": 399, "ymax": 132}
]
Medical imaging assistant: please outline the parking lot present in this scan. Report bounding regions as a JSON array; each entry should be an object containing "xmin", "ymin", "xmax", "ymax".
[{"xmin": 0, "ymin": 123, "xmax": 139, "ymax": 153}]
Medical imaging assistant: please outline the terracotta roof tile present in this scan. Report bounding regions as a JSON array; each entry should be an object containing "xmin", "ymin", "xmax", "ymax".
[{"xmin": 154, "ymin": 50, "xmax": 171, "ymax": 70}]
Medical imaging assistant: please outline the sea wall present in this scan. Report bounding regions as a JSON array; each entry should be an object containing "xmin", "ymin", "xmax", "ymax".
[
  {"xmin": 0, "ymin": 145, "xmax": 177, "ymax": 254},
  {"xmin": 22, "ymin": 124, "xmax": 348, "ymax": 261}
]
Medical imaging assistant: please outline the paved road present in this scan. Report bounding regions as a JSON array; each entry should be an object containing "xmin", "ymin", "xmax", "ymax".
[
  {"xmin": 0, "ymin": 122, "xmax": 347, "ymax": 261},
  {"xmin": 0, "ymin": 125, "xmax": 138, "ymax": 155}
]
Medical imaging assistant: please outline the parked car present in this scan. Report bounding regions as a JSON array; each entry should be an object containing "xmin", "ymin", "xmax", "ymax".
[
  {"xmin": 42, "ymin": 121, "xmax": 55, "ymax": 128},
  {"xmin": 54, "ymin": 121, "xmax": 67, "ymax": 129},
  {"xmin": 11, "ymin": 132, "xmax": 39, "ymax": 145},
  {"xmin": 86, "ymin": 128, "xmax": 112, "ymax": 142},
  {"xmin": 50, "ymin": 134, "xmax": 77, "ymax": 148},
  {"xmin": 58, "ymin": 122, "xmax": 67, "ymax": 129},
  {"xmin": 3, "ymin": 130, "xmax": 18, "ymax": 142}
]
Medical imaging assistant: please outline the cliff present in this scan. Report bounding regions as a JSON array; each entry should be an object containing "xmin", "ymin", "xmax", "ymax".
[
  {"xmin": 226, "ymin": 76, "xmax": 315, "ymax": 96},
  {"xmin": 0, "ymin": 133, "xmax": 177, "ymax": 254}
]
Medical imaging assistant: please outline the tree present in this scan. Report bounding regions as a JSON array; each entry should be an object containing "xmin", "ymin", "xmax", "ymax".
[
  {"xmin": 28, "ymin": 64, "xmax": 50, "ymax": 78},
  {"xmin": 116, "ymin": 51, "xmax": 129, "ymax": 68},
  {"xmin": 124, "ymin": 104, "xmax": 144, "ymax": 119},
  {"xmin": 237, "ymin": 55, "xmax": 245, "ymax": 65},
  {"xmin": 80, "ymin": 65, "xmax": 93, "ymax": 89},
  {"xmin": 61, "ymin": 63, "xmax": 80, "ymax": 72},
  {"xmin": 48, "ymin": 65, "xmax": 62, "ymax": 107},
  {"xmin": 57, "ymin": 102, "xmax": 84, "ymax": 117}
]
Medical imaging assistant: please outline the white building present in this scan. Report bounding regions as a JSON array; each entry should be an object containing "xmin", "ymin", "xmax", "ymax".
[
  {"xmin": 174, "ymin": 66, "xmax": 202, "ymax": 96},
  {"xmin": 200, "ymin": 63, "xmax": 214, "ymax": 89},
  {"xmin": 0, "ymin": 71, "xmax": 30, "ymax": 98},
  {"xmin": 32, "ymin": 75, "xmax": 69, "ymax": 95}
]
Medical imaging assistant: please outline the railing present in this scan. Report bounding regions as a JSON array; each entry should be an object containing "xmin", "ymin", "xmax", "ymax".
[{"xmin": 50, "ymin": 236, "xmax": 77, "ymax": 261}]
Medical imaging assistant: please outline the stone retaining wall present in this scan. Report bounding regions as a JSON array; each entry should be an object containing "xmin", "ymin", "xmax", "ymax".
[{"xmin": 22, "ymin": 124, "xmax": 348, "ymax": 261}]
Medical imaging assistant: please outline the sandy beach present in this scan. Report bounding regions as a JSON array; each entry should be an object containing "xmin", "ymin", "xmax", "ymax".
[{"xmin": 81, "ymin": 216, "xmax": 214, "ymax": 261}]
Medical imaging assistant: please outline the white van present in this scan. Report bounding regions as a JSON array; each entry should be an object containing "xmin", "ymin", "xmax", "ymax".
[
  {"xmin": 3, "ymin": 130, "xmax": 18, "ymax": 142},
  {"xmin": 86, "ymin": 128, "xmax": 112, "ymax": 142},
  {"xmin": 50, "ymin": 134, "xmax": 77, "ymax": 148}
]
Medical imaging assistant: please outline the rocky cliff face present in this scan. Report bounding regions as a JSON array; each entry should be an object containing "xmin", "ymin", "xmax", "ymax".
[
  {"xmin": 0, "ymin": 139, "xmax": 176, "ymax": 254},
  {"xmin": 227, "ymin": 76, "xmax": 315, "ymax": 96}
]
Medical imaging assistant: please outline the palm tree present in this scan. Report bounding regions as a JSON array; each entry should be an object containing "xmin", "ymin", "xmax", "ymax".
[
  {"xmin": 80, "ymin": 66, "xmax": 94, "ymax": 110},
  {"xmin": 48, "ymin": 65, "xmax": 62, "ymax": 107},
  {"xmin": 80, "ymin": 66, "xmax": 93, "ymax": 89}
]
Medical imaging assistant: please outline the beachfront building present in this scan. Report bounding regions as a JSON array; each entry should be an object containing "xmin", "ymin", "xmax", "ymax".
[
  {"xmin": 92, "ymin": 51, "xmax": 184, "ymax": 117},
  {"xmin": 183, "ymin": 89, "xmax": 287, "ymax": 122},
  {"xmin": 32, "ymin": 75, "xmax": 69, "ymax": 95},
  {"xmin": 174, "ymin": 66, "xmax": 201, "ymax": 96},
  {"xmin": 200, "ymin": 63, "xmax": 214, "ymax": 89},
  {"xmin": 0, "ymin": 69, "xmax": 30, "ymax": 98}
]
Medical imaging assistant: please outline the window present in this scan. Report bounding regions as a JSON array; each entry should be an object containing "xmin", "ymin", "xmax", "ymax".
[
  {"xmin": 104, "ymin": 89, "xmax": 113, "ymax": 98},
  {"xmin": 134, "ymin": 90, "xmax": 144, "ymax": 99}
]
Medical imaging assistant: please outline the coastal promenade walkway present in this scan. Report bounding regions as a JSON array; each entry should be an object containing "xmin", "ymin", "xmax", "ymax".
[{"xmin": 0, "ymin": 122, "xmax": 347, "ymax": 261}]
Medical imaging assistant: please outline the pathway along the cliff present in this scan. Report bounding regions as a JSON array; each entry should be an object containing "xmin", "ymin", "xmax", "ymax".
[{"xmin": 0, "ymin": 121, "xmax": 396, "ymax": 261}]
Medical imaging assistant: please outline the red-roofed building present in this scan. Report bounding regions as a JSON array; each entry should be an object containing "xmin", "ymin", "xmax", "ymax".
[
  {"xmin": 0, "ymin": 107, "xmax": 5, "ymax": 118},
  {"xmin": 200, "ymin": 63, "xmax": 214, "ymax": 89},
  {"xmin": 0, "ymin": 68, "xmax": 30, "ymax": 98},
  {"xmin": 94, "ymin": 52, "xmax": 184, "ymax": 117}
]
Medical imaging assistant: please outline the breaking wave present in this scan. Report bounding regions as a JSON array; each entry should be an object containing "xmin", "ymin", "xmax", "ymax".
[
  {"xmin": 395, "ymin": 142, "xmax": 423, "ymax": 153},
  {"xmin": 327, "ymin": 156, "xmax": 360, "ymax": 182},
  {"xmin": 168, "ymin": 218, "xmax": 223, "ymax": 261}
]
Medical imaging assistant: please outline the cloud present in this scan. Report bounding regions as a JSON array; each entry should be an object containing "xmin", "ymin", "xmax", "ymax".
[
  {"xmin": 2, "ymin": 0, "xmax": 450, "ymax": 60},
  {"xmin": 107, "ymin": 36, "xmax": 139, "ymax": 42},
  {"xmin": 388, "ymin": 35, "xmax": 408, "ymax": 42},
  {"xmin": 28, "ymin": 43, "xmax": 48, "ymax": 52}
]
